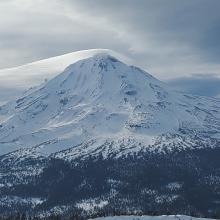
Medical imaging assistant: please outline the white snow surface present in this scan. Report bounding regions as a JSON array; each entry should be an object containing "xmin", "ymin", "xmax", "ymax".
[
  {"xmin": 76, "ymin": 198, "xmax": 108, "ymax": 212},
  {"xmin": 1, "ymin": 51, "xmax": 220, "ymax": 158},
  {"xmin": 91, "ymin": 216, "xmax": 215, "ymax": 220}
]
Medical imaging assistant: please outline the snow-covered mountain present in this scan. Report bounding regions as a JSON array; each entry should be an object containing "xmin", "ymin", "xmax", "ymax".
[
  {"xmin": 0, "ymin": 51, "xmax": 220, "ymax": 216},
  {"xmin": 1, "ymin": 52, "xmax": 220, "ymax": 157}
]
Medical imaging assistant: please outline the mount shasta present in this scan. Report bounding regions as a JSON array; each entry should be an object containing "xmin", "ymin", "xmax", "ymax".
[{"xmin": 0, "ymin": 51, "xmax": 220, "ymax": 216}]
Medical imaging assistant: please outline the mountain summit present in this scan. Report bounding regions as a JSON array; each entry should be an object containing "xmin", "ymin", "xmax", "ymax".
[{"xmin": 0, "ymin": 49, "xmax": 129, "ymax": 104}]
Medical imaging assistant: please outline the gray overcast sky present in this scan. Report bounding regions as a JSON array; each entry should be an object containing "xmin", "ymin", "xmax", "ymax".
[{"xmin": 0, "ymin": 0, "xmax": 220, "ymax": 80}]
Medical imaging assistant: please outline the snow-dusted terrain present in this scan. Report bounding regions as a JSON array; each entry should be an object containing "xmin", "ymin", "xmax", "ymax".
[
  {"xmin": 92, "ymin": 216, "xmax": 215, "ymax": 220},
  {"xmin": 91, "ymin": 215, "xmax": 215, "ymax": 220},
  {"xmin": 0, "ymin": 50, "xmax": 220, "ymax": 216}
]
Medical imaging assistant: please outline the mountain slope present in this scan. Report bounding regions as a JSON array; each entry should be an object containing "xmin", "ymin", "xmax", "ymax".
[
  {"xmin": 0, "ymin": 52, "xmax": 220, "ymax": 216},
  {"xmin": 0, "ymin": 53, "xmax": 220, "ymax": 156}
]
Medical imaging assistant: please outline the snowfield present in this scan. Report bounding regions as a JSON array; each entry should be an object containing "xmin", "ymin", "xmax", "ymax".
[{"xmin": 91, "ymin": 216, "xmax": 216, "ymax": 220}]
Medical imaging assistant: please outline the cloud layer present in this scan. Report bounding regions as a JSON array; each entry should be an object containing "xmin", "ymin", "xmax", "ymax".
[
  {"xmin": 167, "ymin": 74, "xmax": 220, "ymax": 97},
  {"xmin": 0, "ymin": 0, "xmax": 220, "ymax": 81}
]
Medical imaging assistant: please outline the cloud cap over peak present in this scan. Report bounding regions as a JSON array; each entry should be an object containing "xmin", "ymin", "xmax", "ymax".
[{"xmin": 0, "ymin": 0, "xmax": 220, "ymax": 80}]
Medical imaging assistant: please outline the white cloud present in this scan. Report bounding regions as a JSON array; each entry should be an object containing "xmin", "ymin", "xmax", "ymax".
[{"xmin": 0, "ymin": 0, "xmax": 220, "ymax": 80}]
